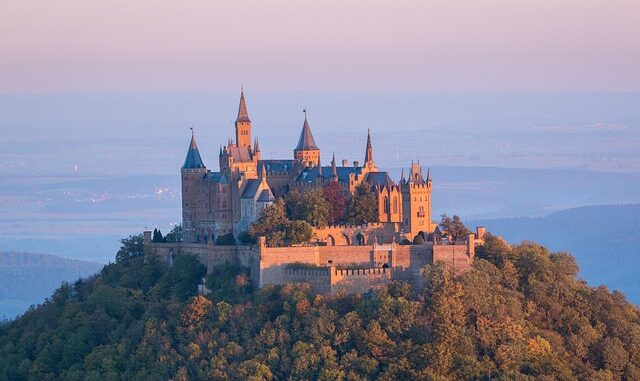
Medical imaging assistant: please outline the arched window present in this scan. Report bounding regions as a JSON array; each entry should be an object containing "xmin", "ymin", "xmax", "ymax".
[
  {"xmin": 327, "ymin": 235, "xmax": 336, "ymax": 246},
  {"xmin": 392, "ymin": 196, "xmax": 398, "ymax": 214},
  {"xmin": 383, "ymin": 196, "xmax": 389, "ymax": 213}
]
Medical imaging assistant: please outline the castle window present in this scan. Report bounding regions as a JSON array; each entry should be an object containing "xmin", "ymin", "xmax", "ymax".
[
  {"xmin": 383, "ymin": 196, "xmax": 389, "ymax": 213},
  {"xmin": 393, "ymin": 196, "xmax": 398, "ymax": 213}
]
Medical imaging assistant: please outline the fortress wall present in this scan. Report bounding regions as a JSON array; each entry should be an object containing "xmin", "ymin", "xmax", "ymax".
[
  {"xmin": 259, "ymin": 246, "xmax": 320, "ymax": 287},
  {"xmin": 330, "ymin": 267, "xmax": 393, "ymax": 294},
  {"xmin": 318, "ymin": 246, "xmax": 372, "ymax": 266},
  {"xmin": 394, "ymin": 243, "xmax": 434, "ymax": 269},
  {"xmin": 432, "ymin": 244, "xmax": 473, "ymax": 274},
  {"xmin": 312, "ymin": 222, "xmax": 400, "ymax": 245},
  {"xmin": 283, "ymin": 268, "xmax": 331, "ymax": 294}
]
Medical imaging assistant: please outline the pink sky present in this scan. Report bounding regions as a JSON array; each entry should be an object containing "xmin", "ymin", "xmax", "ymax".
[{"xmin": 1, "ymin": 0, "xmax": 639, "ymax": 93}]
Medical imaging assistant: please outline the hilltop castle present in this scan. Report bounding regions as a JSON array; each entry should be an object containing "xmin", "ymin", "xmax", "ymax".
[
  {"xmin": 181, "ymin": 89, "xmax": 435, "ymax": 244},
  {"xmin": 148, "ymin": 90, "xmax": 483, "ymax": 294}
]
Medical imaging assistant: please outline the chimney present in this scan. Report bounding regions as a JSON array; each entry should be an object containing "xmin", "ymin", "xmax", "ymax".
[
  {"xmin": 476, "ymin": 226, "xmax": 486, "ymax": 240},
  {"xmin": 342, "ymin": 159, "xmax": 348, "ymax": 167},
  {"xmin": 353, "ymin": 160, "xmax": 360, "ymax": 167}
]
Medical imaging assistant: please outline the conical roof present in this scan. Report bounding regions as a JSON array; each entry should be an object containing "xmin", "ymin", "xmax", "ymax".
[
  {"xmin": 182, "ymin": 133, "xmax": 205, "ymax": 169},
  {"xmin": 295, "ymin": 114, "xmax": 319, "ymax": 151},
  {"xmin": 364, "ymin": 129, "xmax": 373, "ymax": 164},
  {"xmin": 236, "ymin": 89, "xmax": 251, "ymax": 123}
]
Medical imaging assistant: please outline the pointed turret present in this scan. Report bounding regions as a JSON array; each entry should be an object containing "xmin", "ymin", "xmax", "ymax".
[
  {"xmin": 293, "ymin": 109, "xmax": 321, "ymax": 166},
  {"xmin": 363, "ymin": 129, "xmax": 377, "ymax": 170},
  {"xmin": 426, "ymin": 167, "xmax": 431, "ymax": 182},
  {"xmin": 236, "ymin": 88, "xmax": 251, "ymax": 123},
  {"xmin": 254, "ymin": 138, "xmax": 260, "ymax": 152},
  {"xmin": 219, "ymin": 145, "xmax": 223, "ymax": 157},
  {"xmin": 295, "ymin": 111, "xmax": 319, "ymax": 151},
  {"xmin": 400, "ymin": 168, "xmax": 406, "ymax": 183},
  {"xmin": 182, "ymin": 130, "xmax": 205, "ymax": 169},
  {"xmin": 317, "ymin": 156, "xmax": 323, "ymax": 177},
  {"xmin": 331, "ymin": 153, "xmax": 338, "ymax": 177},
  {"xmin": 260, "ymin": 163, "xmax": 267, "ymax": 183},
  {"xmin": 235, "ymin": 88, "xmax": 252, "ymax": 147}
]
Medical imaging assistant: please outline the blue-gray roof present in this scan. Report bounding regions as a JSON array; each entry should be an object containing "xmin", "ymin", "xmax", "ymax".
[
  {"xmin": 257, "ymin": 189, "xmax": 275, "ymax": 202},
  {"xmin": 259, "ymin": 159, "xmax": 296, "ymax": 173},
  {"xmin": 296, "ymin": 165, "xmax": 363, "ymax": 183},
  {"xmin": 204, "ymin": 171, "xmax": 228, "ymax": 184},
  {"xmin": 241, "ymin": 179, "xmax": 262, "ymax": 199},
  {"xmin": 182, "ymin": 135, "xmax": 205, "ymax": 169},
  {"xmin": 295, "ymin": 116, "xmax": 319, "ymax": 151},
  {"xmin": 366, "ymin": 172, "xmax": 394, "ymax": 188}
]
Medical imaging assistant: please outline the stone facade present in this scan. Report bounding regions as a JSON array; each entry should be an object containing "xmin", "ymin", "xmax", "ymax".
[
  {"xmin": 180, "ymin": 90, "xmax": 436, "ymax": 244},
  {"xmin": 146, "ymin": 227, "xmax": 486, "ymax": 294},
  {"xmin": 155, "ymin": 90, "xmax": 484, "ymax": 294}
]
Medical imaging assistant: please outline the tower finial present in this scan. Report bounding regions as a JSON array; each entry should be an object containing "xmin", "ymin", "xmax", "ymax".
[
  {"xmin": 364, "ymin": 129, "xmax": 374, "ymax": 167},
  {"xmin": 332, "ymin": 153, "xmax": 338, "ymax": 177}
]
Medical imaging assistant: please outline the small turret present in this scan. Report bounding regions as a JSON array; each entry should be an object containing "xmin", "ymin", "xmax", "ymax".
[
  {"xmin": 331, "ymin": 153, "xmax": 338, "ymax": 178},
  {"xmin": 235, "ymin": 87, "xmax": 252, "ymax": 148},
  {"xmin": 182, "ymin": 129, "xmax": 206, "ymax": 169},
  {"xmin": 363, "ymin": 129, "xmax": 378, "ymax": 170},
  {"xmin": 293, "ymin": 109, "xmax": 321, "ymax": 166}
]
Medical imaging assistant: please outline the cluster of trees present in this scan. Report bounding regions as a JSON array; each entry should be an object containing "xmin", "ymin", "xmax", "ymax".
[
  {"xmin": 150, "ymin": 225, "xmax": 183, "ymax": 243},
  {"xmin": 244, "ymin": 182, "xmax": 379, "ymax": 246},
  {"xmin": 440, "ymin": 214, "xmax": 471, "ymax": 243},
  {"xmin": 284, "ymin": 182, "xmax": 378, "ymax": 228},
  {"xmin": 1, "ymin": 233, "xmax": 640, "ymax": 380}
]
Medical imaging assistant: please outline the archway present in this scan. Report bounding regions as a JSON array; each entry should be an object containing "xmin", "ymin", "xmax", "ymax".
[
  {"xmin": 327, "ymin": 235, "xmax": 336, "ymax": 246},
  {"xmin": 342, "ymin": 234, "xmax": 351, "ymax": 246},
  {"xmin": 355, "ymin": 233, "xmax": 365, "ymax": 246}
]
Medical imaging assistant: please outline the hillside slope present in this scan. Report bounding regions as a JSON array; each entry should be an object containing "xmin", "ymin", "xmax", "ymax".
[
  {"xmin": 469, "ymin": 204, "xmax": 640, "ymax": 303},
  {"xmin": 0, "ymin": 252, "xmax": 102, "ymax": 319},
  {"xmin": 1, "ymin": 236, "xmax": 639, "ymax": 380}
]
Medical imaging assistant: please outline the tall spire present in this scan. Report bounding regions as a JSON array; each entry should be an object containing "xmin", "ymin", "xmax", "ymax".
[
  {"xmin": 400, "ymin": 168, "xmax": 405, "ymax": 182},
  {"xmin": 364, "ymin": 129, "xmax": 374, "ymax": 165},
  {"xmin": 236, "ymin": 87, "xmax": 250, "ymax": 123},
  {"xmin": 317, "ymin": 156, "xmax": 323, "ymax": 176},
  {"xmin": 427, "ymin": 167, "xmax": 431, "ymax": 181},
  {"xmin": 331, "ymin": 153, "xmax": 338, "ymax": 177},
  {"xmin": 254, "ymin": 138, "xmax": 260, "ymax": 152},
  {"xmin": 260, "ymin": 163, "xmax": 267, "ymax": 183},
  {"xmin": 295, "ymin": 110, "xmax": 319, "ymax": 151},
  {"xmin": 182, "ymin": 128, "xmax": 205, "ymax": 169}
]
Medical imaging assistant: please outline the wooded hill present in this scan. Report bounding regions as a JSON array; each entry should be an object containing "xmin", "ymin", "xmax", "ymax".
[{"xmin": 0, "ymin": 234, "xmax": 639, "ymax": 380}]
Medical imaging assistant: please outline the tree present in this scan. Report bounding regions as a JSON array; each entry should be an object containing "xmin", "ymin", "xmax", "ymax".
[
  {"xmin": 440, "ymin": 214, "xmax": 470, "ymax": 243},
  {"xmin": 249, "ymin": 199, "xmax": 290, "ymax": 246},
  {"xmin": 323, "ymin": 181, "xmax": 347, "ymax": 225},
  {"xmin": 164, "ymin": 225, "xmax": 183, "ymax": 243},
  {"xmin": 412, "ymin": 235, "xmax": 424, "ymax": 245},
  {"xmin": 156, "ymin": 254, "xmax": 206, "ymax": 300},
  {"xmin": 215, "ymin": 233, "xmax": 236, "ymax": 246},
  {"xmin": 115, "ymin": 234, "xmax": 145, "ymax": 262},
  {"xmin": 346, "ymin": 182, "xmax": 378, "ymax": 225},
  {"xmin": 285, "ymin": 188, "xmax": 330, "ymax": 228},
  {"xmin": 287, "ymin": 220, "xmax": 313, "ymax": 245},
  {"xmin": 152, "ymin": 229, "xmax": 165, "ymax": 243}
]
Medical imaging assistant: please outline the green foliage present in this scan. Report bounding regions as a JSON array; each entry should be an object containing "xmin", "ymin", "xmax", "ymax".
[
  {"xmin": 440, "ymin": 214, "xmax": 471, "ymax": 243},
  {"xmin": 215, "ymin": 233, "xmax": 236, "ymax": 246},
  {"xmin": 164, "ymin": 224, "xmax": 182, "ymax": 243},
  {"xmin": 238, "ymin": 230, "xmax": 257, "ymax": 245},
  {"xmin": 412, "ymin": 235, "xmax": 424, "ymax": 244},
  {"xmin": 155, "ymin": 254, "xmax": 206, "ymax": 300},
  {"xmin": 346, "ymin": 182, "xmax": 378, "ymax": 225},
  {"xmin": 115, "ymin": 234, "xmax": 145, "ymax": 262},
  {"xmin": 152, "ymin": 228, "xmax": 165, "ymax": 243},
  {"xmin": 285, "ymin": 188, "xmax": 330, "ymax": 228},
  {"xmin": 2, "ymin": 235, "xmax": 640, "ymax": 380},
  {"xmin": 250, "ymin": 199, "xmax": 313, "ymax": 246}
]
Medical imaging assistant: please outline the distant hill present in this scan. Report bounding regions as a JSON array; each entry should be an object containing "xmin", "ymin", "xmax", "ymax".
[
  {"xmin": 469, "ymin": 204, "xmax": 640, "ymax": 303},
  {"xmin": 0, "ymin": 252, "xmax": 102, "ymax": 319}
]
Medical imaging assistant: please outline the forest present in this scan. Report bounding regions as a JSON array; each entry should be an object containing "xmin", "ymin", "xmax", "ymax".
[{"xmin": 1, "ymin": 233, "xmax": 639, "ymax": 380}]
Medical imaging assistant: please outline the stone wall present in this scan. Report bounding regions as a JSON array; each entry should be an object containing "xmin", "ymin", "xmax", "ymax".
[{"xmin": 331, "ymin": 267, "xmax": 392, "ymax": 294}]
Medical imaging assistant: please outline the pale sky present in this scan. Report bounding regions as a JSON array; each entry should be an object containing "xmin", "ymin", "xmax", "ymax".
[{"xmin": 1, "ymin": 0, "xmax": 639, "ymax": 93}]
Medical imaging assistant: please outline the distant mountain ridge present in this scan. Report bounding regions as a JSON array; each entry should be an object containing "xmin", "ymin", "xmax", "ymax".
[
  {"xmin": 0, "ymin": 252, "xmax": 102, "ymax": 319},
  {"xmin": 469, "ymin": 204, "xmax": 640, "ymax": 303}
]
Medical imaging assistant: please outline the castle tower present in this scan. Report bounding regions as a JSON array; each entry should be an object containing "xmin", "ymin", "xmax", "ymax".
[
  {"xmin": 401, "ymin": 161, "xmax": 434, "ymax": 239},
  {"xmin": 181, "ymin": 130, "xmax": 207, "ymax": 243},
  {"xmin": 235, "ymin": 88, "xmax": 252, "ymax": 148},
  {"xmin": 363, "ymin": 129, "xmax": 378, "ymax": 171},
  {"xmin": 294, "ymin": 110, "xmax": 320, "ymax": 166}
]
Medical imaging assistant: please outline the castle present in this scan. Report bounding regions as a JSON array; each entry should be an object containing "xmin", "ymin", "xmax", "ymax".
[{"xmin": 148, "ymin": 90, "xmax": 483, "ymax": 293}]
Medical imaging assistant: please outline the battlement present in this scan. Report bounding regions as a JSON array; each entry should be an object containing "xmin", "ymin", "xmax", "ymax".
[{"xmin": 334, "ymin": 267, "xmax": 389, "ymax": 276}]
